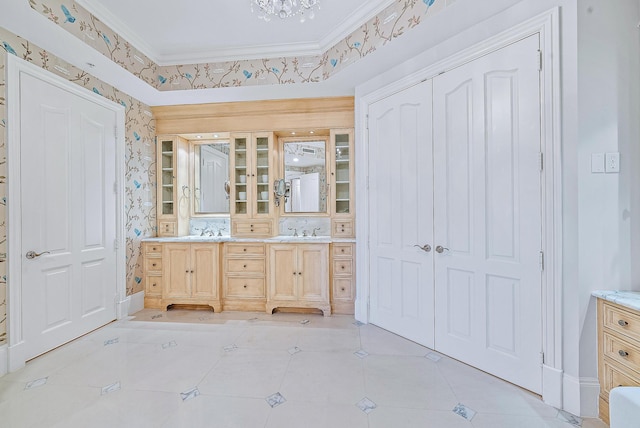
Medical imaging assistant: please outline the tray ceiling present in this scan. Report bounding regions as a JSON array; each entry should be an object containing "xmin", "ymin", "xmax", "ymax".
[{"xmin": 76, "ymin": 0, "xmax": 396, "ymax": 65}]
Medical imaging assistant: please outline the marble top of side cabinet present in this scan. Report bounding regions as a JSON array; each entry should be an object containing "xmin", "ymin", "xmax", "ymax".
[{"xmin": 592, "ymin": 290, "xmax": 640, "ymax": 312}]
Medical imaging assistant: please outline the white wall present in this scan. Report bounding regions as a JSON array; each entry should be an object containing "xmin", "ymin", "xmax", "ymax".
[{"xmin": 356, "ymin": 0, "xmax": 640, "ymax": 417}]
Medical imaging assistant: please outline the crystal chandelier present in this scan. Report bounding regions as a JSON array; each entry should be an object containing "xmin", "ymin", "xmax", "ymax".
[{"xmin": 252, "ymin": 0, "xmax": 320, "ymax": 22}]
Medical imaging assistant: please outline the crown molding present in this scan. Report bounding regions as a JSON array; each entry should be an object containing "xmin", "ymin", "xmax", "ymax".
[{"xmin": 76, "ymin": 0, "xmax": 395, "ymax": 65}]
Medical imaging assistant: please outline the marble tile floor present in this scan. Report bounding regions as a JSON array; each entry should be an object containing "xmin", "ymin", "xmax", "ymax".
[{"xmin": 0, "ymin": 309, "xmax": 608, "ymax": 428}]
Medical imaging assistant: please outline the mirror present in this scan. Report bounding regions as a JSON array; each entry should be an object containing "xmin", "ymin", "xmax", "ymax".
[
  {"xmin": 282, "ymin": 139, "xmax": 327, "ymax": 213},
  {"xmin": 192, "ymin": 141, "xmax": 230, "ymax": 214}
]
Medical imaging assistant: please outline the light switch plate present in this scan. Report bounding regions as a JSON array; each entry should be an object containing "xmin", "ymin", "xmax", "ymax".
[
  {"xmin": 605, "ymin": 152, "xmax": 620, "ymax": 173},
  {"xmin": 591, "ymin": 153, "xmax": 605, "ymax": 173}
]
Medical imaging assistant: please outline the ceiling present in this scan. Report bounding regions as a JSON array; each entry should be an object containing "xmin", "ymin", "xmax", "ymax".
[
  {"xmin": 1, "ymin": 0, "xmax": 468, "ymax": 106},
  {"xmin": 76, "ymin": 0, "xmax": 396, "ymax": 64}
]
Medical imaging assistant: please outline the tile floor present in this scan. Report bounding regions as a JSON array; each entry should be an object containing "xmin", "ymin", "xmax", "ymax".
[{"xmin": 0, "ymin": 309, "xmax": 608, "ymax": 428}]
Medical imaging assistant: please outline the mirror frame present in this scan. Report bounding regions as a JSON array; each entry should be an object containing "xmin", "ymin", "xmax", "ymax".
[
  {"xmin": 189, "ymin": 136, "xmax": 232, "ymax": 218},
  {"xmin": 278, "ymin": 136, "xmax": 330, "ymax": 217}
]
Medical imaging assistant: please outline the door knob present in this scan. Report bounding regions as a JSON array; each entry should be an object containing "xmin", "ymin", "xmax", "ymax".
[
  {"xmin": 26, "ymin": 250, "xmax": 51, "ymax": 259},
  {"xmin": 413, "ymin": 244, "xmax": 432, "ymax": 253},
  {"xmin": 435, "ymin": 246, "xmax": 450, "ymax": 254}
]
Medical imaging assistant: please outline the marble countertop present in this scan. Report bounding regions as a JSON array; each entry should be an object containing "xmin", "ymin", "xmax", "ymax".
[
  {"xmin": 592, "ymin": 290, "xmax": 640, "ymax": 312},
  {"xmin": 142, "ymin": 236, "xmax": 356, "ymax": 244}
]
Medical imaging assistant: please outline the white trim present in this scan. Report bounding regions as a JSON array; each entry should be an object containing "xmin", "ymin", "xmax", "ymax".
[
  {"xmin": 542, "ymin": 363, "xmax": 563, "ymax": 409},
  {"xmin": 127, "ymin": 291, "xmax": 145, "ymax": 316},
  {"xmin": 0, "ymin": 345, "xmax": 7, "ymax": 377},
  {"xmin": 562, "ymin": 374, "xmax": 600, "ymax": 418},
  {"xmin": 6, "ymin": 55, "xmax": 126, "ymax": 372},
  {"xmin": 355, "ymin": 7, "xmax": 562, "ymax": 403},
  {"xmin": 75, "ymin": 0, "xmax": 395, "ymax": 66}
]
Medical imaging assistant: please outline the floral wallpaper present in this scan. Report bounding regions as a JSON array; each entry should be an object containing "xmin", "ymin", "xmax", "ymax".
[
  {"xmin": 0, "ymin": 27, "xmax": 156, "ymax": 345},
  {"xmin": 28, "ymin": 0, "xmax": 450, "ymax": 91}
]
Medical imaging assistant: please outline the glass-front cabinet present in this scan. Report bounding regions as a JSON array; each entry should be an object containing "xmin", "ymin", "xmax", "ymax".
[
  {"xmin": 230, "ymin": 132, "xmax": 276, "ymax": 237},
  {"xmin": 330, "ymin": 129, "xmax": 354, "ymax": 237},
  {"xmin": 156, "ymin": 135, "xmax": 189, "ymax": 237}
]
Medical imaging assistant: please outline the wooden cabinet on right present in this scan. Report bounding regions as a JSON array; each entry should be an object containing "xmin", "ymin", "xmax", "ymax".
[
  {"xmin": 267, "ymin": 243, "xmax": 330, "ymax": 316},
  {"xmin": 597, "ymin": 298, "xmax": 640, "ymax": 425},
  {"xmin": 331, "ymin": 243, "xmax": 355, "ymax": 314},
  {"xmin": 330, "ymin": 129, "xmax": 354, "ymax": 238}
]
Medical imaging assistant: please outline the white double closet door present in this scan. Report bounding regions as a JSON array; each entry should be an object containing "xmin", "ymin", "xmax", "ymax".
[{"xmin": 368, "ymin": 35, "xmax": 543, "ymax": 393}]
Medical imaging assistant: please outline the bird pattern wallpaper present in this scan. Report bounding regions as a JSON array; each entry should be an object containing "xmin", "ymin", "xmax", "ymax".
[
  {"xmin": 28, "ymin": 0, "xmax": 451, "ymax": 91},
  {"xmin": 0, "ymin": 27, "xmax": 156, "ymax": 346}
]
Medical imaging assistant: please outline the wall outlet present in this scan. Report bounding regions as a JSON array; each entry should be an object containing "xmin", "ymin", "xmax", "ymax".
[
  {"xmin": 605, "ymin": 152, "xmax": 620, "ymax": 173},
  {"xmin": 591, "ymin": 153, "xmax": 605, "ymax": 173}
]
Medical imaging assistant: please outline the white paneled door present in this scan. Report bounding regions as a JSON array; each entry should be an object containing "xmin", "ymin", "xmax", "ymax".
[
  {"xmin": 368, "ymin": 80, "xmax": 435, "ymax": 348},
  {"xmin": 433, "ymin": 34, "xmax": 542, "ymax": 393},
  {"xmin": 19, "ymin": 70, "xmax": 118, "ymax": 361},
  {"xmin": 367, "ymin": 34, "xmax": 542, "ymax": 393}
]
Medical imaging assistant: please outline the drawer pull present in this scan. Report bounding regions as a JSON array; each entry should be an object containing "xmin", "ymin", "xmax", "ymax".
[
  {"xmin": 341, "ymin": 287, "xmax": 346, "ymax": 291},
  {"xmin": 341, "ymin": 249, "xmax": 345, "ymax": 253},
  {"xmin": 152, "ymin": 263, "xmax": 157, "ymax": 267},
  {"xmin": 298, "ymin": 272, "xmax": 302, "ymax": 275},
  {"xmin": 619, "ymin": 350, "xmax": 630, "ymax": 357},
  {"xmin": 243, "ymin": 264, "xmax": 247, "ymax": 268},
  {"xmin": 341, "ymin": 265, "xmax": 345, "ymax": 270},
  {"xmin": 618, "ymin": 319, "xmax": 629, "ymax": 326},
  {"xmin": 243, "ymin": 248, "xmax": 247, "ymax": 252},
  {"xmin": 244, "ymin": 285, "xmax": 247, "ymax": 289}
]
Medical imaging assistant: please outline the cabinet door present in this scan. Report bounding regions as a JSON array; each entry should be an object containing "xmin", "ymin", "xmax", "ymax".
[
  {"xmin": 298, "ymin": 244, "xmax": 329, "ymax": 302},
  {"xmin": 330, "ymin": 129, "xmax": 354, "ymax": 217},
  {"xmin": 157, "ymin": 137, "xmax": 177, "ymax": 218},
  {"xmin": 231, "ymin": 133, "xmax": 251, "ymax": 217},
  {"xmin": 191, "ymin": 244, "xmax": 219, "ymax": 299},
  {"xmin": 163, "ymin": 243, "xmax": 191, "ymax": 298},
  {"xmin": 252, "ymin": 133, "xmax": 273, "ymax": 218},
  {"xmin": 269, "ymin": 244, "xmax": 297, "ymax": 300}
]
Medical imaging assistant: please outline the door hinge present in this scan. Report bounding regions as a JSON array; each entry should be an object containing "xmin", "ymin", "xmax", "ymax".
[
  {"xmin": 114, "ymin": 125, "xmax": 118, "ymax": 139},
  {"xmin": 539, "ymin": 251, "xmax": 545, "ymax": 271},
  {"xmin": 113, "ymin": 181, "xmax": 118, "ymax": 194},
  {"xmin": 114, "ymin": 239, "xmax": 119, "ymax": 250},
  {"xmin": 540, "ymin": 351, "xmax": 545, "ymax": 365},
  {"xmin": 537, "ymin": 50, "xmax": 543, "ymax": 71},
  {"xmin": 366, "ymin": 175, "xmax": 369, "ymax": 190},
  {"xmin": 539, "ymin": 152, "xmax": 544, "ymax": 172},
  {"xmin": 366, "ymin": 114, "xmax": 369, "ymax": 130}
]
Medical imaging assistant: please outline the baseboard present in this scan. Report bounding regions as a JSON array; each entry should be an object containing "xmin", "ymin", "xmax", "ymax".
[
  {"xmin": 543, "ymin": 364, "xmax": 563, "ymax": 409},
  {"xmin": 0, "ymin": 344, "xmax": 7, "ymax": 377},
  {"xmin": 116, "ymin": 294, "xmax": 130, "ymax": 320},
  {"xmin": 563, "ymin": 373, "xmax": 600, "ymax": 417},
  {"xmin": 128, "ymin": 291, "xmax": 145, "ymax": 316}
]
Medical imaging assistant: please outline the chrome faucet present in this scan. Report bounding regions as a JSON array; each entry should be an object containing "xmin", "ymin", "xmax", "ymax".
[
  {"xmin": 288, "ymin": 227, "xmax": 298, "ymax": 237},
  {"xmin": 312, "ymin": 227, "xmax": 320, "ymax": 237},
  {"xmin": 302, "ymin": 230, "xmax": 308, "ymax": 237}
]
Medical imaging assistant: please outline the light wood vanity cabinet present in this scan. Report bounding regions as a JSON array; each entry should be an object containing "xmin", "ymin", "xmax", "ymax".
[
  {"xmin": 156, "ymin": 136, "xmax": 189, "ymax": 237},
  {"xmin": 230, "ymin": 133, "xmax": 277, "ymax": 238},
  {"xmin": 597, "ymin": 298, "xmax": 640, "ymax": 424},
  {"xmin": 330, "ymin": 129, "xmax": 355, "ymax": 238},
  {"xmin": 331, "ymin": 243, "xmax": 356, "ymax": 315},
  {"xmin": 267, "ymin": 243, "xmax": 330, "ymax": 316},
  {"xmin": 222, "ymin": 243, "xmax": 267, "ymax": 311},
  {"xmin": 143, "ymin": 242, "xmax": 221, "ymax": 311},
  {"xmin": 143, "ymin": 243, "xmax": 164, "ymax": 308}
]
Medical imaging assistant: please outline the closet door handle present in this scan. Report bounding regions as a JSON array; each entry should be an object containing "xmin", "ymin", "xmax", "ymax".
[
  {"xmin": 26, "ymin": 250, "xmax": 51, "ymax": 259},
  {"xmin": 435, "ymin": 246, "xmax": 450, "ymax": 254},
  {"xmin": 414, "ymin": 244, "xmax": 432, "ymax": 253}
]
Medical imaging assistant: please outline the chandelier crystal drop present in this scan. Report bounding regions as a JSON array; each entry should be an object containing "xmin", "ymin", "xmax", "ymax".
[{"xmin": 252, "ymin": 0, "xmax": 320, "ymax": 23}]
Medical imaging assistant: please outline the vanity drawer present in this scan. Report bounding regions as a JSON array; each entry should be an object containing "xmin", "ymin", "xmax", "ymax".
[
  {"xmin": 144, "ymin": 243, "xmax": 163, "ymax": 255},
  {"xmin": 604, "ymin": 332, "xmax": 640, "ymax": 374},
  {"xmin": 225, "ymin": 243, "xmax": 266, "ymax": 256},
  {"xmin": 333, "ymin": 278, "xmax": 354, "ymax": 300},
  {"xmin": 232, "ymin": 220, "xmax": 273, "ymax": 237},
  {"xmin": 226, "ymin": 277, "xmax": 266, "ymax": 298},
  {"xmin": 602, "ymin": 359, "xmax": 640, "ymax": 398},
  {"xmin": 226, "ymin": 258, "xmax": 266, "ymax": 274},
  {"xmin": 604, "ymin": 302, "xmax": 640, "ymax": 343},
  {"xmin": 333, "ymin": 220, "xmax": 354, "ymax": 237},
  {"xmin": 158, "ymin": 221, "xmax": 176, "ymax": 236},
  {"xmin": 333, "ymin": 259, "xmax": 353, "ymax": 276},
  {"xmin": 332, "ymin": 244, "xmax": 353, "ymax": 257},
  {"xmin": 145, "ymin": 274, "xmax": 162, "ymax": 296},
  {"xmin": 144, "ymin": 257, "xmax": 163, "ymax": 272}
]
